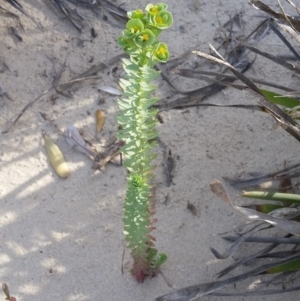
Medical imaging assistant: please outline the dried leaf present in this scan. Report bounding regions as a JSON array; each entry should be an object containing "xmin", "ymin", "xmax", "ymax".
[
  {"xmin": 98, "ymin": 85, "xmax": 121, "ymax": 95},
  {"xmin": 63, "ymin": 125, "xmax": 97, "ymax": 158},
  {"xmin": 2, "ymin": 283, "xmax": 10, "ymax": 300},
  {"xmin": 95, "ymin": 109, "xmax": 105, "ymax": 132},
  {"xmin": 235, "ymin": 206, "xmax": 300, "ymax": 235},
  {"xmin": 211, "ymin": 223, "xmax": 269, "ymax": 259},
  {"xmin": 216, "ymin": 234, "xmax": 284, "ymax": 278},
  {"xmin": 223, "ymin": 236, "xmax": 300, "ymax": 245},
  {"xmin": 210, "ymin": 180, "xmax": 232, "ymax": 206},
  {"xmin": 156, "ymin": 252, "xmax": 300, "ymax": 300},
  {"xmin": 250, "ymin": 0, "xmax": 300, "ymax": 33},
  {"xmin": 93, "ymin": 140, "xmax": 122, "ymax": 169}
]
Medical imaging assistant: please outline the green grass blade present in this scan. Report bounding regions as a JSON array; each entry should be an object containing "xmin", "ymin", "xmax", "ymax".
[
  {"xmin": 265, "ymin": 259, "xmax": 300, "ymax": 274},
  {"xmin": 242, "ymin": 191, "xmax": 300, "ymax": 204},
  {"xmin": 243, "ymin": 204, "xmax": 284, "ymax": 214},
  {"xmin": 260, "ymin": 89, "xmax": 300, "ymax": 109}
]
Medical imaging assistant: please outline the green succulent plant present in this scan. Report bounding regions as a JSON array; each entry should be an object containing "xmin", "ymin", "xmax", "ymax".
[{"xmin": 117, "ymin": 3, "xmax": 172, "ymax": 282}]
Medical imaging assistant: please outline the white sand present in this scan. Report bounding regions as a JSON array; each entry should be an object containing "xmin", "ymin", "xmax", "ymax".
[{"xmin": 1, "ymin": 0, "xmax": 300, "ymax": 300}]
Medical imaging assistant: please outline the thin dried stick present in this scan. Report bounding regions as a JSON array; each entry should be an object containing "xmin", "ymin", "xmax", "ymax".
[
  {"xmin": 2, "ymin": 54, "xmax": 125, "ymax": 134},
  {"xmin": 174, "ymin": 69, "xmax": 298, "ymax": 92}
]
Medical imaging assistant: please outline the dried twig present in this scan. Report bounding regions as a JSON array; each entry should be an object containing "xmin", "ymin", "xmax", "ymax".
[
  {"xmin": 93, "ymin": 141, "xmax": 122, "ymax": 169},
  {"xmin": 2, "ymin": 53, "xmax": 125, "ymax": 134},
  {"xmin": 174, "ymin": 68, "xmax": 298, "ymax": 92},
  {"xmin": 193, "ymin": 46, "xmax": 300, "ymax": 143},
  {"xmin": 243, "ymin": 43, "xmax": 300, "ymax": 73},
  {"xmin": 250, "ymin": 0, "xmax": 300, "ymax": 32}
]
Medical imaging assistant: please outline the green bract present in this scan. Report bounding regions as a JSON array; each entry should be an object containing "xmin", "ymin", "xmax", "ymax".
[
  {"xmin": 150, "ymin": 10, "xmax": 173, "ymax": 29},
  {"xmin": 145, "ymin": 3, "xmax": 168, "ymax": 15},
  {"xmin": 134, "ymin": 29, "xmax": 156, "ymax": 48},
  {"xmin": 117, "ymin": 3, "xmax": 172, "ymax": 282},
  {"xmin": 126, "ymin": 19, "xmax": 144, "ymax": 34},
  {"xmin": 128, "ymin": 9, "xmax": 145, "ymax": 20},
  {"xmin": 152, "ymin": 42, "xmax": 169, "ymax": 62}
]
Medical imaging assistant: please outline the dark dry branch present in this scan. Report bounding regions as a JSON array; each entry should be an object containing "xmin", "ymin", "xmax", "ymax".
[
  {"xmin": 158, "ymin": 138, "xmax": 175, "ymax": 187},
  {"xmin": 230, "ymin": 162, "xmax": 300, "ymax": 188},
  {"xmin": 2, "ymin": 53, "xmax": 124, "ymax": 134},
  {"xmin": 155, "ymin": 77, "xmax": 241, "ymax": 111},
  {"xmin": 243, "ymin": 43, "xmax": 300, "ymax": 73},
  {"xmin": 210, "ymin": 223, "xmax": 270, "ymax": 260},
  {"xmin": 0, "ymin": 4, "xmax": 23, "ymax": 28},
  {"xmin": 156, "ymin": 253, "xmax": 300, "ymax": 301},
  {"xmin": 98, "ymin": 0, "xmax": 127, "ymax": 22},
  {"xmin": 224, "ymin": 236, "xmax": 300, "ymax": 244},
  {"xmin": 2, "ymin": 0, "xmax": 41, "ymax": 28},
  {"xmin": 171, "ymin": 103, "xmax": 263, "ymax": 111},
  {"xmin": 268, "ymin": 20, "xmax": 300, "ymax": 59},
  {"xmin": 3, "ymin": 0, "xmax": 25, "ymax": 14},
  {"xmin": 51, "ymin": 0, "xmax": 85, "ymax": 32},
  {"xmin": 156, "ymin": 181, "xmax": 300, "ymax": 300},
  {"xmin": 174, "ymin": 68, "xmax": 299, "ymax": 92},
  {"xmin": 250, "ymin": 0, "xmax": 300, "ymax": 32},
  {"xmin": 164, "ymin": 150, "xmax": 175, "ymax": 187},
  {"xmin": 48, "ymin": 0, "xmax": 127, "ymax": 31},
  {"xmin": 92, "ymin": 140, "xmax": 122, "ymax": 169},
  {"xmin": 193, "ymin": 46, "xmax": 300, "ymax": 143}
]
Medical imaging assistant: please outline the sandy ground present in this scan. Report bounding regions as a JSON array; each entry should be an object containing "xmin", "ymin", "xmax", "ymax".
[{"xmin": 1, "ymin": 0, "xmax": 300, "ymax": 300}]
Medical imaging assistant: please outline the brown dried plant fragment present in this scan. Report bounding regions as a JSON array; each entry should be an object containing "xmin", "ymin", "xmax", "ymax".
[{"xmin": 95, "ymin": 109, "xmax": 105, "ymax": 132}]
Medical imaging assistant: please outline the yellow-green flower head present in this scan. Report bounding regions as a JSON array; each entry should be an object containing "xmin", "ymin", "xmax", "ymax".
[
  {"xmin": 126, "ymin": 19, "xmax": 144, "ymax": 35},
  {"xmin": 128, "ymin": 9, "xmax": 145, "ymax": 20},
  {"xmin": 150, "ymin": 10, "xmax": 173, "ymax": 29},
  {"xmin": 145, "ymin": 3, "xmax": 168, "ymax": 15},
  {"xmin": 134, "ymin": 29, "xmax": 156, "ymax": 48},
  {"xmin": 152, "ymin": 42, "xmax": 169, "ymax": 62}
]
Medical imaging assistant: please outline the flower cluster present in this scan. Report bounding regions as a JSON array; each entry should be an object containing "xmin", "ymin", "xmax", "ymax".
[{"xmin": 118, "ymin": 3, "xmax": 173, "ymax": 64}]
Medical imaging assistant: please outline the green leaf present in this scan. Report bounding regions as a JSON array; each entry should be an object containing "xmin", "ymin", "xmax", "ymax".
[
  {"xmin": 140, "ymin": 65, "xmax": 160, "ymax": 81},
  {"xmin": 134, "ymin": 29, "xmax": 156, "ymax": 48},
  {"xmin": 139, "ymin": 98, "xmax": 158, "ymax": 109},
  {"xmin": 260, "ymin": 89, "xmax": 300, "ymax": 109},
  {"xmin": 145, "ymin": 3, "xmax": 168, "ymax": 15},
  {"xmin": 119, "ymin": 78, "xmax": 132, "ymax": 89},
  {"xmin": 152, "ymin": 42, "xmax": 170, "ymax": 62},
  {"xmin": 149, "ymin": 11, "xmax": 173, "ymax": 29},
  {"xmin": 127, "ymin": 9, "xmax": 145, "ymax": 20},
  {"xmin": 265, "ymin": 259, "xmax": 300, "ymax": 274},
  {"xmin": 244, "ymin": 204, "xmax": 285, "ymax": 214},
  {"xmin": 242, "ymin": 191, "xmax": 300, "ymax": 205},
  {"xmin": 126, "ymin": 19, "xmax": 144, "ymax": 34},
  {"xmin": 155, "ymin": 252, "xmax": 168, "ymax": 267}
]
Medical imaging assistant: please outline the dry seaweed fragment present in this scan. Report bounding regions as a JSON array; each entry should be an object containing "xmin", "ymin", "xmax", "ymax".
[
  {"xmin": 187, "ymin": 201, "xmax": 197, "ymax": 216},
  {"xmin": 95, "ymin": 109, "xmax": 105, "ymax": 132},
  {"xmin": 193, "ymin": 46, "xmax": 300, "ymax": 143},
  {"xmin": 63, "ymin": 125, "xmax": 97, "ymax": 159},
  {"xmin": 2, "ymin": 283, "xmax": 16, "ymax": 301},
  {"xmin": 250, "ymin": 0, "xmax": 300, "ymax": 33},
  {"xmin": 156, "ymin": 252, "xmax": 300, "ymax": 301},
  {"xmin": 2, "ymin": 53, "xmax": 125, "ymax": 134},
  {"xmin": 165, "ymin": 150, "xmax": 175, "ymax": 186},
  {"xmin": 230, "ymin": 162, "xmax": 300, "ymax": 189},
  {"xmin": 92, "ymin": 140, "xmax": 122, "ymax": 169},
  {"xmin": 0, "ymin": 4, "xmax": 23, "ymax": 28},
  {"xmin": 50, "ymin": 0, "xmax": 85, "ymax": 32},
  {"xmin": 44, "ymin": 135, "xmax": 70, "ymax": 178}
]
